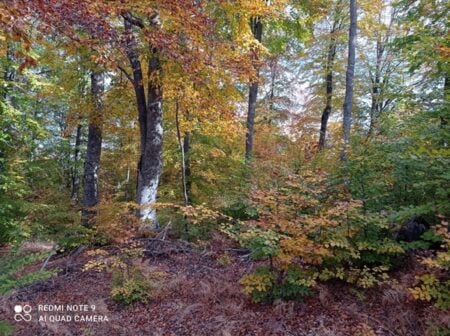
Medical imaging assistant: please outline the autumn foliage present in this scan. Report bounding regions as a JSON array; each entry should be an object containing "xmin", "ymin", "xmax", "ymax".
[{"xmin": 0, "ymin": 0, "xmax": 449, "ymax": 334}]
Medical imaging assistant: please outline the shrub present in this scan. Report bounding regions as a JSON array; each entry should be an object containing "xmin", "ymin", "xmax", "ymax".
[
  {"xmin": 111, "ymin": 267, "xmax": 154, "ymax": 305},
  {"xmin": 222, "ymin": 199, "xmax": 258, "ymax": 221},
  {"xmin": 154, "ymin": 202, "xmax": 228, "ymax": 241},
  {"xmin": 216, "ymin": 252, "xmax": 232, "ymax": 266},
  {"xmin": 223, "ymin": 171, "xmax": 404, "ymax": 302},
  {"xmin": 410, "ymin": 219, "xmax": 450, "ymax": 310},
  {"xmin": 410, "ymin": 274, "xmax": 450, "ymax": 310},
  {"xmin": 82, "ymin": 245, "xmax": 163, "ymax": 305},
  {"xmin": 240, "ymin": 266, "xmax": 314, "ymax": 303}
]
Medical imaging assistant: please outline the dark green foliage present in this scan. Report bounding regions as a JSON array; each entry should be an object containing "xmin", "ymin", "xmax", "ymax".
[
  {"xmin": 272, "ymin": 266, "xmax": 313, "ymax": 301},
  {"xmin": 0, "ymin": 101, "xmax": 32, "ymax": 244},
  {"xmin": 401, "ymin": 229, "xmax": 443, "ymax": 250},
  {"xmin": 222, "ymin": 199, "xmax": 258, "ymax": 220}
]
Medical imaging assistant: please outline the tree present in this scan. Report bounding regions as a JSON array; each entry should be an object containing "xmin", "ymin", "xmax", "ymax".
[
  {"xmin": 120, "ymin": 13, "xmax": 163, "ymax": 230},
  {"xmin": 82, "ymin": 70, "xmax": 104, "ymax": 227},
  {"xmin": 341, "ymin": 0, "xmax": 357, "ymax": 161},
  {"xmin": 175, "ymin": 100, "xmax": 190, "ymax": 206},
  {"xmin": 318, "ymin": 1, "xmax": 344, "ymax": 150},
  {"xmin": 358, "ymin": 0, "xmax": 403, "ymax": 136},
  {"xmin": 245, "ymin": 16, "xmax": 264, "ymax": 161}
]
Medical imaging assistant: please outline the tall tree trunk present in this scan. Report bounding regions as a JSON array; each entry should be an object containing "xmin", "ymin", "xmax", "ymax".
[
  {"xmin": 124, "ymin": 19, "xmax": 147, "ymax": 154},
  {"xmin": 341, "ymin": 0, "xmax": 357, "ymax": 161},
  {"xmin": 123, "ymin": 15, "xmax": 163, "ymax": 231},
  {"xmin": 368, "ymin": 35, "xmax": 382, "ymax": 136},
  {"xmin": 136, "ymin": 43, "xmax": 163, "ymax": 231},
  {"xmin": 318, "ymin": 31, "xmax": 338, "ymax": 150},
  {"xmin": 267, "ymin": 57, "xmax": 277, "ymax": 125},
  {"xmin": 245, "ymin": 17, "xmax": 263, "ymax": 161},
  {"xmin": 71, "ymin": 123, "xmax": 82, "ymax": 201},
  {"xmin": 175, "ymin": 100, "xmax": 189, "ymax": 206},
  {"xmin": 183, "ymin": 132, "xmax": 191, "ymax": 201},
  {"xmin": 81, "ymin": 71, "xmax": 104, "ymax": 227}
]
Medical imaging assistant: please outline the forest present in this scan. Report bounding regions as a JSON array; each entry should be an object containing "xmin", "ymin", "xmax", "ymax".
[{"xmin": 0, "ymin": 0, "xmax": 448, "ymax": 335}]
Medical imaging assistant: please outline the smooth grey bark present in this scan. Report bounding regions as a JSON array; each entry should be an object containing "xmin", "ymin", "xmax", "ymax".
[
  {"xmin": 245, "ymin": 17, "xmax": 263, "ymax": 161},
  {"xmin": 81, "ymin": 71, "xmax": 104, "ymax": 227},
  {"xmin": 341, "ymin": 0, "xmax": 357, "ymax": 161},
  {"xmin": 123, "ymin": 14, "xmax": 163, "ymax": 231},
  {"xmin": 71, "ymin": 123, "xmax": 82, "ymax": 201}
]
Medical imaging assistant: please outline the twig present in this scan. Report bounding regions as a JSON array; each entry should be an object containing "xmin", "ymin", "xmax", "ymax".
[
  {"xmin": 161, "ymin": 221, "xmax": 172, "ymax": 240},
  {"xmin": 40, "ymin": 251, "xmax": 55, "ymax": 271}
]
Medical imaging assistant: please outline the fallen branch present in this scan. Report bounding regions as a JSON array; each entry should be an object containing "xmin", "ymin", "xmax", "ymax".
[{"xmin": 226, "ymin": 248, "xmax": 251, "ymax": 254}]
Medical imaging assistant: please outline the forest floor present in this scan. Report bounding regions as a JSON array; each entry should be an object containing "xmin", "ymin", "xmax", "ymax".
[{"xmin": 0, "ymin": 234, "xmax": 447, "ymax": 336}]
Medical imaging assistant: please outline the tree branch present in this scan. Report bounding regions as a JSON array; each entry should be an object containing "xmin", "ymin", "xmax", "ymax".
[{"xmin": 117, "ymin": 65, "xmax": 134, "ymax": 85}]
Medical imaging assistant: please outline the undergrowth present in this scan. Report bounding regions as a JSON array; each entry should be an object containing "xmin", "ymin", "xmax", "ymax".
[{"xmin": 0, "ymin": 251, "xmax": 57, "ymax": 295}]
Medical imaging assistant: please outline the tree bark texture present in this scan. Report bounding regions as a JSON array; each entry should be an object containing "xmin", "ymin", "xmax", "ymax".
[
  {"xmin": 82, "ymin": 71, "xmax": 104, "ymax": 227},
  {"xmin": 245, "ymin": 17, "xmax": 263, "ymax": 161},
  {"xmin": 124, "ymin": 15, "xmax": 163, "ymax": 231}
]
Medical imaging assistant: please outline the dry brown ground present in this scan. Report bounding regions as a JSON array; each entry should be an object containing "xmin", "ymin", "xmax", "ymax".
[{"xmin": 0, "ymin": 236, "xmax": 447, "ymax": 336}]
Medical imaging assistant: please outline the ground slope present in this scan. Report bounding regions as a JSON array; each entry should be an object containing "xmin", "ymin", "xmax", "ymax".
[{"xmin": 0, "ymin": 237, "xmax": 446, "ymax": 336}]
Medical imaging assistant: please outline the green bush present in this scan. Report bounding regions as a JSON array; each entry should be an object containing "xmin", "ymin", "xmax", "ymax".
[
  {"xmin": 222, "ymin": 199, "xmax": 258, "ymax": 221},
  {"xmin": 401, "ymin": 229, "xmax": 443, "ymax": 251},
  {"xmin": 240, "ymin": 266, "xmax": 313, "ymax": 303},
  {"xmin": 110, "ymin": 267, "xmax": 153, "ymax": 305}
]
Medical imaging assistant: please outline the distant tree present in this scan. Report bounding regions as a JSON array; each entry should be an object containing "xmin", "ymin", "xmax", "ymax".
[
  {"xmin": 319, "ymin": 1, "xmax": 344, "ymax": 150},
  {"xmin": 341, "ymin": 0, "xmax": 357, "ymax": 161}
]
